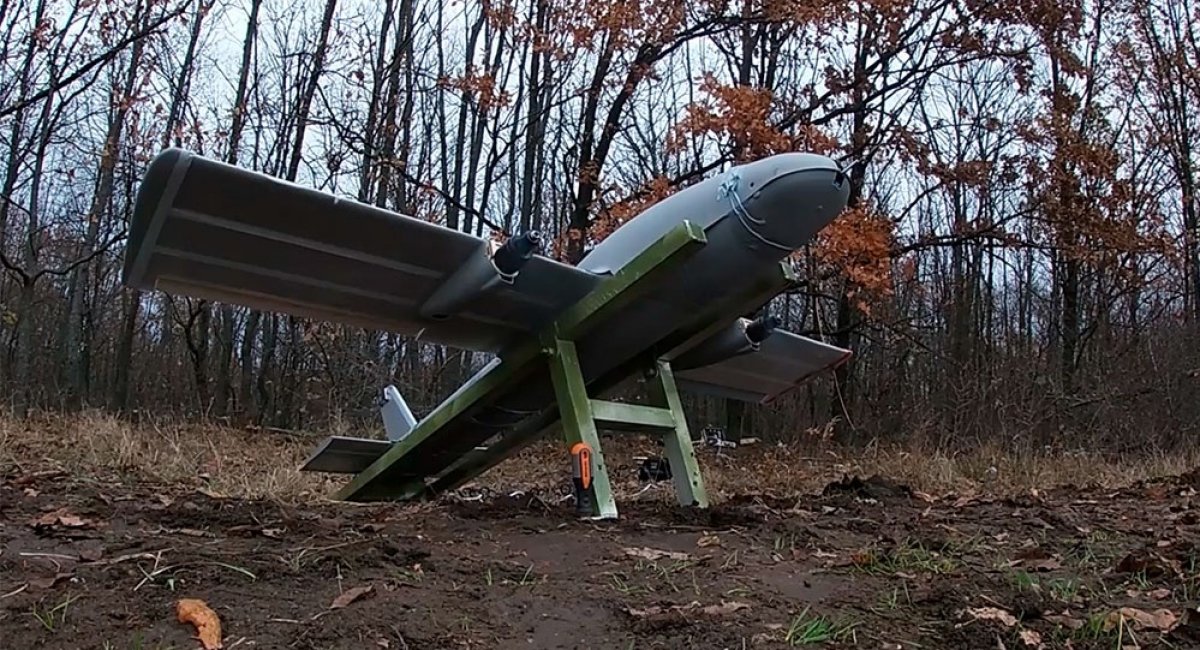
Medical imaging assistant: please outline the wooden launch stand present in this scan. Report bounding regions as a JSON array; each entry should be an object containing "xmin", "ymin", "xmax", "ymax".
[{"xmin": 307, "ymin": 221, "xmax": 795, "ymax": 518}]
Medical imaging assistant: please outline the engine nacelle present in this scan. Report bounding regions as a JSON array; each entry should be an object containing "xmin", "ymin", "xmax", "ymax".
[
  {"xmin": 419, "ymin": 231, "xmax": 541, "ymax": 320},
  {"xmin": 673, "ymin": 314, "xmax": 778, "ymax": 370},
  {"xmin": 492, "ymin": 230, "xmax": 541, "ymax": 279}
]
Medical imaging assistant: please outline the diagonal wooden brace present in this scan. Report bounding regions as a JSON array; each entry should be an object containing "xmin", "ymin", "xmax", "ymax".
[{"xmin": 334, "ymin": 221, "xmax": 707, "ymax": 502}]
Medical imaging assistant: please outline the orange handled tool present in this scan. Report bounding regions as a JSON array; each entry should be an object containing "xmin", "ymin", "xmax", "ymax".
[{"xmin": 571, "ymin": 442, "xmax": 593, "ymax": 516}]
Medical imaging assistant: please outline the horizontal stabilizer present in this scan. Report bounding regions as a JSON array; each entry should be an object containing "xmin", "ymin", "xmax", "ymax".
[
  {"xmin": 675, "ymin": 328, "xmax": 850, "ymax": 404},
  {"xmin": 122, "ymin": 149, "xmax": 600, "ymax": 352},
  {"xmin": 302, "ymin": 436, "xmax": 392, "ymax": 474},
  {"xmin": 302, "ymin": 434, "xmax": 494, "ymax": 474}
]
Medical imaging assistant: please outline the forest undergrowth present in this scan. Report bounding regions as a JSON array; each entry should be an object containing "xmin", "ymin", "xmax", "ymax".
[{"xmin": 2, "ymin": 411, "xmax": 1193, "ymax": 504}]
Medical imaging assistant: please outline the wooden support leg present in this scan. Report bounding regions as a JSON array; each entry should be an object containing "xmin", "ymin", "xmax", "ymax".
[
  {"xmin": 651, "ymin": 360, "xmax": 709, "ymax": 508},
  {"xmin": 322, "ymin": 221, "xmax": 709, "ymax": 505},
  {"xmin": 547, "ymin": 338, "xmax": 618, "ymax": 519}
]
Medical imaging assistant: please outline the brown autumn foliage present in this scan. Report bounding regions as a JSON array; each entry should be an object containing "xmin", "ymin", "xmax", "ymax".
[
  {"xmin": 811, "ymin": 203, "xmax": 895, "ymax": 305},
  {"xmin": 671, "ymin": 74, "xmax": 792, "ymax": 161},
  {"xmin": 437, "ymin": 73, "xmax": 514, "ymax": 112}
]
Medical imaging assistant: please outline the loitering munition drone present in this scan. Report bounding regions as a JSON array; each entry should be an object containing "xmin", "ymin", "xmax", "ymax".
[{"xmin": 122, "ymin": 149, "xmax": 852, "ymax": 518}]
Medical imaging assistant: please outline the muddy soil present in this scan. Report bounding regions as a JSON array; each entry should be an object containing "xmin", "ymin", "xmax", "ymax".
[{"xmin": 3, "ymin": 467, "xmax": 1200, "ymax": 649}]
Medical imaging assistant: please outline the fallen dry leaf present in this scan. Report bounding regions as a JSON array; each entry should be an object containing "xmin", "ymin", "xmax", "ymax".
[
  {"xmin": 28, "ymin": 572, "xmax": 73, "ymax": 590},
  {"xmin": 626, "ymin": 600, "xmax": 750, "ymax": 620},
  {"xmin": 1013, "ymin": 547, "xmax": 1062, "ymax": 572},
  {"xmin": 698, "ymin": 601, "xmax": 751, "ymax": 616},
  {"xmin": 30, "ymin": 508, "xmax": 92, "ymax": 529},
  {"xmin": 330, "ymin": 585, "xmax": 374, "ymax": 609},
  {"xmin": 969, "ymin": 607, "xmax": 1019, "ymax": 627},
  {"xmin": 626, "ymin": 605, "xmax": 665, "ymax": 618},
  {"xmin": 1116, "ymin": 550, "xmax": 1179, "ymax": 579},
  {"xmin": 1145, "ymin": 485, "xmax": 1171, "ymax": 501},
  {"xmin": 78, "ymin": 547, "xmax": 103, "ymax": 562},
  {"xmin": 1171, "ymin": 608, "xmax": 1200, "ymax": 641},
  {"xmin": 1103, "ymin": 607, "xmax": 1179, "ymax": 632},
  {"xmin": 11, "ymin": 470, "xmax": 67, "ymax": 487},
  {"xmin": 1031, "ymin": 557, "xmax": 1061, "ymax": 571},
  {"xmin": 196, "ymin": 487, "xmax": 226, "ymax": 499},
  {"xmin": 850, "ymin": 550, "xmax": 877, "ymax": 568},
  {"xmin": 1019, "ymin": 629, "xmax": 1042, "ymax": 646},
  {"xmin": 952, "ymin": 495, "xmax": 978, "ymax": 508},
  {"xmin": 696, "ymin": 533, "xmax": 721, "ymax": 548},
  {"xmin": 1149, "ymin": 588, "xmax": 1173, "ymax": 600},
  {"xmin": 622, "ymin": 547, "xmax": 691, "ymax": 562},
  {"xmin": 176, "ymin": 598, "xmax": 222, "ymax": 650},
  {"xmin": 1045, "ymin": 612, "xmax": 1085, "ymax": 630}
]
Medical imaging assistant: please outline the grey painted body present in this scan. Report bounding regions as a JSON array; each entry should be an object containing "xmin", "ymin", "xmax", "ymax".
[
  {"xmin": 579, "ymin": 152, "xmax": 844, "ymax": 274},
  {"xmin": 505, "ymin": 153, "xmax": 847, "ymax": 403},
  {"xmin": 122, "ymin": 149, "xmax": 852, "ymax": 475}
]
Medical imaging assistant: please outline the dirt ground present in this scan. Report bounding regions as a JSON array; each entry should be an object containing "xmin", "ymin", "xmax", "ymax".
[{"xmin": 3, "ymin": 456, "xmax": 1200, "ymax": 649}]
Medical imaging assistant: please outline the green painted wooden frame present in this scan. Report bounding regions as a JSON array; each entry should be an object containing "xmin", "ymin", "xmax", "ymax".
[
  {"xmin": 336, "ymin": 221, "xmax": 708, "ymax": 503},
  {"xmin": 333, "ymin": 220, "xmax": 799, "ymax": 516}
]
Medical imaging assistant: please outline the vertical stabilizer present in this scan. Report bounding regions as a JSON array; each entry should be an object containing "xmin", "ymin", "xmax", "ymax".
[{"xmin": 381, "ymin": 385, "xmax": 417, "ymax": 442}]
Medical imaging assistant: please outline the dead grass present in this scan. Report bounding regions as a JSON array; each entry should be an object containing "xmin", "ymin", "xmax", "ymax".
[
  {"xmin": 0, "ymin": 410, "xmax": 336, "ymax": 501},
  {"xmin": 699, "ymin": 440, "xmax": 1200, "ymax": 500},
  {"xmin": 1, "ymin": 412, "xmax": 1195, "ymax": 504}
]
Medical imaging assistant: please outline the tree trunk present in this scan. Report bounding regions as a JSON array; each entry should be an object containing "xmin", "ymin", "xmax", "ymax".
[
  {"xmin": 357, "ymin": 0, "xmax": 395, "ymax": 202},
  {"xmin": 517, "ymin": 0, "xmax": 548, "ymax": 233},
  {"xmin": 62, "ymin": 9, "xmax": 148, "ymax": 404},
  {"xmin": 239, "ymin": 310, "xmax": 261, "ymax": 419},
  {"xmin": 13, "ymin": 87, "xmax": 56, "ymax": 415},
  {"xmin": 0, "ymin": 0, "xmax": 48, "ymax": 260},
  {"xmin": 211, "ymin": 0, "xmax": 261, "ymax": 417},
  {"xmin": 285, "ymin": 0, "xmax": 338, "ymax": 181}
]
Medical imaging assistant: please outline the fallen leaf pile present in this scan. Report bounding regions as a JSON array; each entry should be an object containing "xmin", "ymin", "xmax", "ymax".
[{"xmin": 176, "ymin": 598, "xmax": 222, "ymax": 650}]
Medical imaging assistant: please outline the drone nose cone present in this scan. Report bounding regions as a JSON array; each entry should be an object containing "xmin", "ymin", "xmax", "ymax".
[{"xmin": 728, "ymin": 153, "xmax": 851, "ymax": 250}]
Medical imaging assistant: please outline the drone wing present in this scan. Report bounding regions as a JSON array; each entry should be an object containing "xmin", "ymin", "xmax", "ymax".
[
  {"xmin": 675, "ymin": 329, "xmax": 850, "ymax": 404},
  {"xmin": 122, "ymin": 149, "xmax": 601, "ymax": 353}
]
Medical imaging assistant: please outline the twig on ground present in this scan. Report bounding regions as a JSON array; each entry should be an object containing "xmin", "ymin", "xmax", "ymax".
[{"xmin": 1, "ymin": 583, "xmax": 29, "ymax": 600}]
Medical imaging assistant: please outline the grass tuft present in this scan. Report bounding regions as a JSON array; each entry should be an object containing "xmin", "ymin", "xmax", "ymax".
[{"xmin": 784, "ymin": 607, "xmax": 857, "ymax": 645}]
